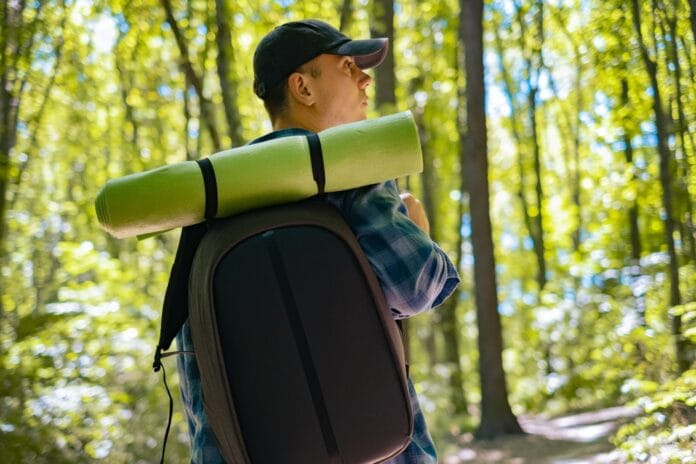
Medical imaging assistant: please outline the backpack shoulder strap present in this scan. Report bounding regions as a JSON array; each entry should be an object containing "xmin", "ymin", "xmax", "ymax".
[{"xmin": 153, "ymin": 221, "xmax": 208, "ymax": 369}]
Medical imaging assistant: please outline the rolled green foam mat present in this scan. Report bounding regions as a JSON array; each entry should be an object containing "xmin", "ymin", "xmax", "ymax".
[{"xmin": 95, "ymin": 111, "xmax": 423, "ymax": 239}]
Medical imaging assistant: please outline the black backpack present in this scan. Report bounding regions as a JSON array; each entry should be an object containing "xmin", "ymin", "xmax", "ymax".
[{"xmin": 154, "ymin": 198, "xmax": 413, "ymax": 464}]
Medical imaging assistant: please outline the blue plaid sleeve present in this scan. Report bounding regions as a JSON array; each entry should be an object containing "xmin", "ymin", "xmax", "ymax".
[{"xmin": 326, "ymin": 180, "xmax": 460, "ymax": 319}]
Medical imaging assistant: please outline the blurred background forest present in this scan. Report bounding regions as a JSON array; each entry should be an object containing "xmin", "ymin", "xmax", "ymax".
[{"xmin": 1, "ymin": 0, "xmax": 695, "ymax": 462}]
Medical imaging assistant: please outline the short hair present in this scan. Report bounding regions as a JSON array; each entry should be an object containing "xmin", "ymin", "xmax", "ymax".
[{"xmin": 261, "ymin": 61, "xmax": 321, "ymax": 124}]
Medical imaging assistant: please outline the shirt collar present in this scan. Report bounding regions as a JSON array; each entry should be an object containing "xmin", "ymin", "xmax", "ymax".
[{"xmin": 249, "ymin": 127, "xmax": 314, "ymax": 145}]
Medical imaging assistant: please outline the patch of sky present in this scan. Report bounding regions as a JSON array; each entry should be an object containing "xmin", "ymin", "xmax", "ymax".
[
  {"xmin": 611, "ymin": 140, "xmax": 626, "ymax": 152},
  {"xmin": 460, "ymin": 214, "xmax": 471, "ymax": 238},
  {"xmin": 115, "ymin": 13, "xmax": 129, "ymax": 34},
  {"xmin": 47, "ymin": 301, "xmax": 120, "ymax": 317},
  {"xmin": 594, "ymin": 91, "xmax": 612, "ymax": 118},
  {"xmin": 113, "ymin": 328, "xmax": 150, "ymax": 355},
  {"xmin": 88, "ymin": 440, "xmax": 113, "ymax": 459},
  {"xmin": 501, "ymin": 231, "xmax": 518, "ymax": 251},
  {"xmin": 158, "ymin": 84, "xmax": 174, "ymax": 98},
  {"xmin": 90, "ymin": 14, "xmax": 117, "ymax": 54},
  {"xmin": 30, "ymin": 384, "xmax": 111, "ymax": 418},
  {"xmin": 499, "ymin": 301, "xmax": 515, "ymax": 316},
  {"xmin": 638, "ymin": 133, "xmax": 657, "ymax": 148},
  {"xmin": 592, "ymin": 35, "xmax": 606, "ymax": 52},
  {"xmin": 579, "ymin": 110, "xmax": 594, "ymax": 125},
  {"xmin": 522, "ymin": 236, "xmax": 534, "ymax": 251}
]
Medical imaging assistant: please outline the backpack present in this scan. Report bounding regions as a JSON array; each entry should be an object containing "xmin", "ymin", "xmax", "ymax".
[{"xmin": 154, "ymin": 198, "xmax": 413, "ymax": 464}]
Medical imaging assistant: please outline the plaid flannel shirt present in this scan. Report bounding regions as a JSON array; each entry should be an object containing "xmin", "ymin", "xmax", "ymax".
[{"xmin": 176, "ymin": 128, "xmax": 460, "ymax": 463}]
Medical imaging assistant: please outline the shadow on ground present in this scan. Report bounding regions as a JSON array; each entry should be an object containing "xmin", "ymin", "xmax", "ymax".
[{"xmin": 443, "ymin": 406, "xmax": 640, "ymax": 464}]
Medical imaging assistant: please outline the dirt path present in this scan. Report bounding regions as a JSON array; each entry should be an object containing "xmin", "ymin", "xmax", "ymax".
[{"xmin": 442, "ymin": 406, "xmax": 640, "ymax": 464}]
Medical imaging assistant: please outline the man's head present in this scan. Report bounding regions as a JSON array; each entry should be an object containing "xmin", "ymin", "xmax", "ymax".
[{"xmin": 253, "ymin": 20, "xmax": 388, "ymax": 131}]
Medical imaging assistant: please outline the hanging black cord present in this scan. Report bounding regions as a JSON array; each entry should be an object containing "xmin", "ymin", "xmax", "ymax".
[
  {"xmin": 159, "ymin": 361, "xmax": 174, "ymax": 464},
  {"xmin": 153, "ymin": 347, "xmax": 195, "ymax": 464}
]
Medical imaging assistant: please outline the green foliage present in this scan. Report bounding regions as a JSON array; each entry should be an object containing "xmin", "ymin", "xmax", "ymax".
[
  {"xmin": 612, "ymin": 369, "xmax": 696, "ymax": 463},
  {"xmin": 1, "ymin": 0, "xmax": 694, "ymax": 460}
]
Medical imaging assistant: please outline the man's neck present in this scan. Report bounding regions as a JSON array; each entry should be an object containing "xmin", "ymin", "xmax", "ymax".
[{"xmin": 273, "ymin": 110, "xmax": 324, "ymax": 133}]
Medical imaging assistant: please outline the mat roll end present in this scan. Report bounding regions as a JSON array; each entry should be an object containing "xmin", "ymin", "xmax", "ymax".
[{"xmin": 94, "ymin": 186, "xmax": 110, "ymax": 233}]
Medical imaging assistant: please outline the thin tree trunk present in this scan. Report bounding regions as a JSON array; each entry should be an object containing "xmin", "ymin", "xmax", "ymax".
[
  {"xmin": 515, "ymin": 0, "xmax": 547, "ymax": 291},
  {"xmin": 370, "ymin": 0, "xmax": 396, "ymax": 111},
  {"xmin": 460, "ymin": 0, "xmax": 523, "ymax": 439},
  {"xmin": 0, "ymin": 0, "xmax": 48, "ymax": 323},
  {"xmin": 8, "ymin": 34, "xmax": 63, "ymax": 212},
  {"xmin": 440, "ymin": 111, "xmax": 469, "ymax": 414},
  {"xmin": 544, "ymin": 6, "xmax": 586, "ymax": 253},
  {"xmin": 0, "ymin": 0, "xmax": 23, "ymax": 259},
  {"xmin": 160, "ymin": 0, "xmax": 221, "ymax": 151},
  {"xmin": 415, "ymin": 107, "xmax": 439, "ymax": 374},
  {"xmin": 664, "ymin": 4, "xmax": 696, "ymax": 262},
  {"xmin": 690, "ymin": 0, "xmax": 696, "ymax": 44},
  {"xmin": 529, "ymin": 0, "xmax": 547, "ymax": 290},
  {"xmin": 215, "ymin": 0, "xmax": 244, "ymax": 147},
  {"xmin": 621, "ymin": 78, "xmax": 646, "ymax": 326},
  {"xmin": 631, "ymin": 0, "xmax": 692, "ymax": 372},
  {"xmin": 339, "ymin": 0, "xmax": 354, "ymax": 32},
  {"xmin": 493, "ymin": 27, "xmax": 536, "ymax": 270}
]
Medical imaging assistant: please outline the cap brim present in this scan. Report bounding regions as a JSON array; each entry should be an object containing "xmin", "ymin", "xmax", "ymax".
[{"xmin": 334, "ymin": 37, "xmax": 389, "ymax": 69}]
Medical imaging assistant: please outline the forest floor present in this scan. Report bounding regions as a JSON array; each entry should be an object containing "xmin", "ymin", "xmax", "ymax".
[{"xmin": 442, "ymin": 405, "xmax": 641, "ymax": 464}]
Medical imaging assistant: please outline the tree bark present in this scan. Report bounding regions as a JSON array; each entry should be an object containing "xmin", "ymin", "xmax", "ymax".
[
  {"xmin": 620, "ymin": 79, "xmax": 642, "ymax": 265},
  {"xmin": 339, "ymin": 0, "xmax": 354, "ymax": 32},
  {"xmin": 515, "ymin": 0, "xmax": 547, "ymax": 291},
  {"xmin": 0, "ymin": 0, "xmax": 48, "ymax": 320},
  {"xmin": 215, "ymin": 0, "xmax": 244, "ymax": 147},
  {"xmin": 442, "ymin": 113, "xmax": 469, "ymax": 413},
  {"xmin": 8, "ymin": 34, "xmax": 63, "ymax": 213},
  {"xmin": 493, "ymin": 27, "xmax": 535, "ymax": 263},
  {"xmin": 690, "ymin": 0, "xmax": 696, "ymax": 45},
  {"xmin": 370, "ymin": 0, "xmax": 396, "ymax": 111},
  {"xmin": 414, "ymin": 107, "xmax": 439, "ymax": 373},
  {"xmin": 663, "ymin": 4, "xmax": 696, "ymax": 262},
  {"xmin": 160, "ymin": 0, "xmax": 221, "ymax": 151},
  {"xmin": 526, "ymin": 0, "xmax": 547, "ymax": 290},
  {"xmin": 630, "ymin": 0, "xmax": 692, "ymax": 372},
  {"xmin": 460, "ymin": 0, "xmax": 523, "ymax": 438},
  {"xmin": 0, "ymin": 0, "xmax": 23, "ymax": 259},
  {"xmin": 620, "ymin": 78, "xmax": 646, "ymax": 326}
]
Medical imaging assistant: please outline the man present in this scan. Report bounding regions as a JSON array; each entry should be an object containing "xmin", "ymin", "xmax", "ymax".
[{"xmin": 176, "ymin": 19, "xmax": 460, "ymax": 463}]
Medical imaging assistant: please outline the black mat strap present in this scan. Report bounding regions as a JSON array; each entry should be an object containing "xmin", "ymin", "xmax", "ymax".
[
  {"xmin": 196, "ymin": 158, "xmax": 218, "ymax": 220},
  {"xmin": 264, "ymin": 230, "xmax": 339, "ymax": 461},
  {"xmin": 306, "ymin": 134, "xmax": 326, "ymax": 195}
]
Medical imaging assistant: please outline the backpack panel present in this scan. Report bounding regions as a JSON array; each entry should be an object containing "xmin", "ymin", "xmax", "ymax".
[{"xmin": 189, "ymin": 201, "xmax": 412, "ymax": 464}]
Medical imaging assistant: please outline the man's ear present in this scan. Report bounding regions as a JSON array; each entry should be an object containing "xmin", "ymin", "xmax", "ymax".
[{"xmin": 287, "ymin": 72, "xmax": 315, "ymax": 107}]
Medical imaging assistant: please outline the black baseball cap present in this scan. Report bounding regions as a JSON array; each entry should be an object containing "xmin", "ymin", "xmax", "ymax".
[{"xmin": 253, "ymin": 19, "xmax": 389, "ymax": 99}]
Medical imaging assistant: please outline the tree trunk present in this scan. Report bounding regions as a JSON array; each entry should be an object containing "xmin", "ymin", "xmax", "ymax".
[
  {"xmin": 460, "ymin": 0, "xmax": 523, "ymax": 438},
  {"xmin": 493, "ymin": 28, "xmax": 536, "ymax": 271},
  {"xmin": 528, "ymin": 85, "xmax": 547, "ymax": 290},
  {"xmin": 631, "ymin": 0, "xmax": 692, "ymax": 373},
  {"xmin": 370, "ymin": 0, "xmax": 396, "ymax": 111},
  {"xmin": 690, "ymin": 0, "xmax": 696, "ymax": 44},
  {"xmin": 621, "ymin": 78, "xmax": 646, "ymax": 326},
  {"xmin": 441, "ymin": 120, "xmax": 468, "ymax": 413},
  {"xmin": 339, "ymin": 0, "xmax": 354, "ymax": 32},
  {"xmin": 215, "ymin": 0, "xmax": 244, "ymax": 147},
  {"xmin": 527, "ymin": 0, "xmax": 547, "ymax": 290},
  {"xmin": 0, "ymin": 0, "xmax": 23, "ymax": 259},
  {"xmin": 160, "ymin": 0, "xmax": 221, "ymax": 151},
  {"xmin": 0, "ymin": 0, "xmax": 48, "ymax": 321},
  {"xmin": 515, "ymin": 0, "xmax": 547, "ymax": 291},
  {"xmin": 664, "ymin": 5, "xmax": 696, "ymax": 262},
  {"xmin": 414, "ymin": 107, "xmax": 440, "ymax": 374}
]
